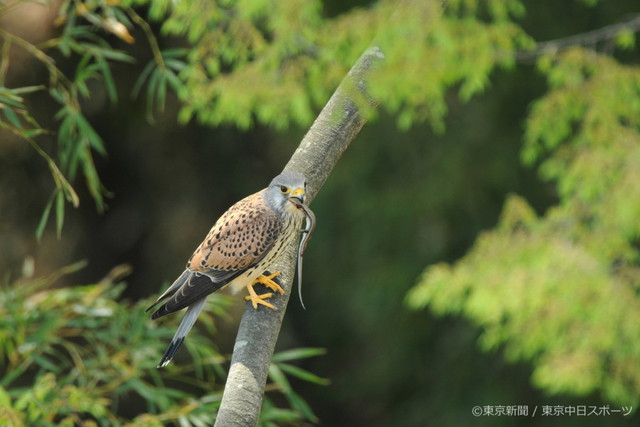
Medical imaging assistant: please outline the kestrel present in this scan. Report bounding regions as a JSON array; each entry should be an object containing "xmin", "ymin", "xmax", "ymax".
[{"xmin": 148, "ymin": 171, "xmax": 308, "ymax": 367}]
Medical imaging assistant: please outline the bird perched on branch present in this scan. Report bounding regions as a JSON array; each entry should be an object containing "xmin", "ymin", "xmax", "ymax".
[{"xmin": 147, "ymin": 171, "xmax": 308, "ymax": 367}]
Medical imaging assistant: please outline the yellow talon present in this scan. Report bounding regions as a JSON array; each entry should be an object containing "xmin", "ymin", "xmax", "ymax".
[
  {"xmin": 253, "ymin": 271, "xmax": 284, "ymax": 295},
  {"xmin": 244, "ymin": 271, "xmax": 283, "ymax": 310},
  {"xmin": 244, "ymin": 284, "xmax": 276, "ymax": 310}
]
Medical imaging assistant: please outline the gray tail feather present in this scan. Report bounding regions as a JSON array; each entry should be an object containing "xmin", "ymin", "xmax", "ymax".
[{"xmin": 157, "ymin": 297, "xmax": 207, "ymax": 368}]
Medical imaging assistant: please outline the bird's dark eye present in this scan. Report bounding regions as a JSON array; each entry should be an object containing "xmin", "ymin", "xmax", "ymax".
[{"xmin": 280, "ymin": 186, "xmax": 290, "ymax": 194}]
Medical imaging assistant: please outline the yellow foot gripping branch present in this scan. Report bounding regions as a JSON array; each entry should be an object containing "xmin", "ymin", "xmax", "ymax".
[{"xmin": 244, "ymin": 271, "xmax": 284, "ymax": 309}]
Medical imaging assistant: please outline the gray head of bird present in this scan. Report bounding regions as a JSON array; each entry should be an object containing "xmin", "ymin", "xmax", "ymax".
[{"xmin": 264, "ymin": 171, "xmax": 307, "ymax": 215}]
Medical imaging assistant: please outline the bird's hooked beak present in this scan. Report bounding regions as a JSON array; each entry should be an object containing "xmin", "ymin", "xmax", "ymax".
[{"xmin": 288, "ymin": 188, "xmax": 305, "ymax": 204}]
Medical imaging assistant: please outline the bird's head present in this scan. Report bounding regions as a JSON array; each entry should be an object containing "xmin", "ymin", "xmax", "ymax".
[{"xmin": 265, "ymin": 171, "xmax": 307, "ymax": 215}]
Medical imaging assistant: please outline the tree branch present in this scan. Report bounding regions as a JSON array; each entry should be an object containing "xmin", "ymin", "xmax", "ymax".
[
  {"xmin": 214, "ymin": 46, "xmax": 384, "ymax": 426},
  {"xmin": 517, "ymin": 13, "xmax": 640, "ymax": 61}
]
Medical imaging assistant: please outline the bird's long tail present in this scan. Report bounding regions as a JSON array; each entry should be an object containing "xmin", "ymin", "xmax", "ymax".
[{"xmin": 157, "ymin": 297, "xmax": 207, "ymax": 368}]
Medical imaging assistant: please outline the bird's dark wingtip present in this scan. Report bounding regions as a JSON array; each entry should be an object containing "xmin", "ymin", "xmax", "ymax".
[
  {"xmin": 146, "ymin": 297, "xmax": 165, "ymax": 313},
  {"xmin": 150, "ymin": 305, "xmax": 168, "ymax": 320},
  {"xmin": 146, "ymin": 294, "xmax": 172, "ymax": 314},
  {"xmin": 157, "ymin": 337, "xmax": 185, "ymax": 368}
]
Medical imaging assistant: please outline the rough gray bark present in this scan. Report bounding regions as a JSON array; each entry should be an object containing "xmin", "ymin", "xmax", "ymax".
[{"xmin": 214, "ymin": 46, "xmax": 384, "ymax": 426}]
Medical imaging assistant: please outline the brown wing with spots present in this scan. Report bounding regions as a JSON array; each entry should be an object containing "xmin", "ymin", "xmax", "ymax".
[
  {"xmin": 150, "ymin": 191, "xmax": 283, "ymax": 318},
  {"xmin": 188, "ymin": 190, "xmax": 283, "ymax": 275}
]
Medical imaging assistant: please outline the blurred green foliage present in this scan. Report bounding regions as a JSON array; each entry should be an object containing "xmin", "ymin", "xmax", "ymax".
[
  {"xmin": 408, "ymin": 46, "xmax": 640, "ymax": 405},
  {"xmin": 123, "ymin": 0, "xmax": 532, "ymax": 132},
  {"xmin": 0, "ymin": 262, "xmax": 327, "ymax": 425},
  {"xmin": 0, "ymin": 0, "xmax": 185, "ymax": 238},
  {"xmin": 2, "ymin": 0, "xmax": 535, "ymax": 236}
]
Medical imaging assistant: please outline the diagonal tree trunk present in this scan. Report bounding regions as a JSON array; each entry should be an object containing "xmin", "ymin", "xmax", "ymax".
[{"xmin": 214, "ymin": 46, "xmax": 384, "ymax": 426}]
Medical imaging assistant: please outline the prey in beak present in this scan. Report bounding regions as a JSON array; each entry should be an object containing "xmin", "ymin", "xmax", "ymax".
[
  {"xmin": 288, "ymin": 187, "xmax": 305, "ymax": 204},
  {"xmin": 289, "ymin": 197, "xmax": 315, "ymax": 310}
]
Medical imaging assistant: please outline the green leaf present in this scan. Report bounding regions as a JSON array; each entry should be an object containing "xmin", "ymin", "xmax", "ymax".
[
  {"xmin": 268, "ymin": 364, "xmax": 292, "ymax": 394},
  {"xmin": 0, "ymin": 386, "xmax": 12, "ymax": 407},
  {"xmin": 127, "ymin": 378, "xmax": 156, "ymax": 401},
  {"xmin": 287, "ymin": 391, "xmax": 318, "ymax": 422},
  {"xmin": 9, "ymin": 85, "xmax": 46, "ymax": 95},
  {"xmin": 96, "ymin": 55, "xmax": 118, "ymax": 103},
  {"xmin": 55, "ymin": 190, "xmax": 65, "ymax": 238},
  {"xmin": 615, "ymin": 29, "xmax": 635, "ymax": 50},
  {"xmin": 271, "ymin": 347, "xmax": 326, "ymax": 362},
  {"xmin": 1, "ymin": 106, "xmax": 22, "ymax": 128},
  {"xmin": 132, "ymin": 61, "xmax": 156, "ymax": 99},
  {"xmin": 98, "ymin": 48, "xmax": 135, "ymax": 63},
  {"xmin": 74, "ymin": 53, "xmax": 95, "ymax": 95},
  {"xmin": 36, "ymin": 193, "xmax": 55, "ymax": 240},
  {"xmin": 31, "ymin": 354, "xmax": 61, "ymax": 373},
  {"xmin": 75, "ymin": 113, "xmax": 106, "ymax": 155},
  {"xmin": 79, "ymin": 147, "xmax": 105, "ymax": 211},
  {"xmin": 277, "ymin": 363, "xmax": 330, "ymax": 386},
  {"xmin": 164, "ymin": 69, "xmax": 184, "ymax": 95},
  {"xmin": 164, "ymin": 58, "xmax": 187, "ymax": 71},
  {"xmin": 0, "ymin": 92, "xmax": 26, "ymax": 108},
  {"xmin": 156, "ymin": 71, "xmax": 167, "ymax": 112},
  {"xmin": 22, "ymin": 128, "xmax": 46, "ymax": 138}
]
